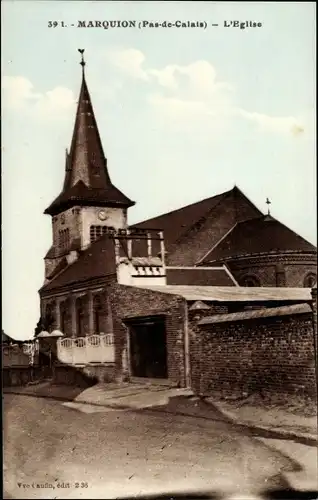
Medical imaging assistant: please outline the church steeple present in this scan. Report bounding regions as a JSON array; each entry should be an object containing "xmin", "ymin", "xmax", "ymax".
[{"xmin": 44, "ymin": 50, "xmax": 134, "ymax": 216}]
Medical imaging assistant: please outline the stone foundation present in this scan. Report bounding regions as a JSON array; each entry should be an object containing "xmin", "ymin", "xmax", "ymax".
[
  {"xmin": 53, "ymin": 363, "xmax": 116, "ymax": 386},
  {"xmin": 3, "ymin": 366, "xmax": 47, "ymax": 387}
]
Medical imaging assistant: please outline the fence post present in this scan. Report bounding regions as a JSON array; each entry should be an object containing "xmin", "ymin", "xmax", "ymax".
[
  {"xmin": 85, "ymin": 336, "xmax": 88, "ymax": 365},
  {"xmin": 71, "ymin": 338, "xmax": 75, "ymax": 366}
]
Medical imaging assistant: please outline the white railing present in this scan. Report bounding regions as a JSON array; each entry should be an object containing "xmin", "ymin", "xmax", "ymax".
[{"xmin": 57, "ymin": 333, "xmax": 115, "ymax": 366}]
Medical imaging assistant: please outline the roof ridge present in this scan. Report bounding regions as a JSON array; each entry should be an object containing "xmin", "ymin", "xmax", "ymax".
[
  {"xmin": 132, "ymin": 188, "xmax": 233, "ymax": 227},
  {"xmin": 232, "ymin": 185, "xmax": 264, "ymax": 217},
  {"xmin": 172, "ymin": 186, "xmax": 263, "ymax": 249},
  {"xmin": 237, "ymin": 213, "xmax": 316, "ymax": 247},
  {"xmin": 174, "ymin": 190, "xmax": 234, "ymax": 245},
  {"xmin": 197, "ymin": 222, "xmax": 239, "ymax": 265}
]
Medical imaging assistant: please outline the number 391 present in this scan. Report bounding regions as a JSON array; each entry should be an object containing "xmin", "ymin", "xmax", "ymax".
[{"xmin": 48, "ymin": 21, "xmax": 65, "ymax": 28}]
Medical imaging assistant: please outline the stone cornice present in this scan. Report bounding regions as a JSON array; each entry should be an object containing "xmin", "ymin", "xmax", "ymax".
[
  {"xmin": 40, "ymin": 274, "xmax": 116, "ymax": 299},
  {"xmin": 209, "ymin": 251, "xmax": 316, "ymax": 268}
]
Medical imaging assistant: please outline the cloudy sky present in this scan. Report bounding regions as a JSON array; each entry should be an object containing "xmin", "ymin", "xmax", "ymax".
[{"xmin": 2, "ymin": 1, "xmax": 316, "ymax": 340}]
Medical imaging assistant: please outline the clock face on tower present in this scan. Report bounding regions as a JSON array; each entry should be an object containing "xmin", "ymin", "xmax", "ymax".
[{"xmin": 98, "ymin": 210, "xmax": 108, "ymax": 221}]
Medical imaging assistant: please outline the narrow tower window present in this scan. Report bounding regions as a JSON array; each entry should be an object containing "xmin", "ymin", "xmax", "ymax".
[
  {"xmin": 90, "ymin": 225, "xmax": 114, "ymax": 243},
  {"xmin": 58, "ymin": 228, "xmax": 70, "ymax": 252}
]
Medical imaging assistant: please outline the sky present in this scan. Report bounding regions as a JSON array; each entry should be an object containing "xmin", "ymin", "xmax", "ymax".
[{"xmin": 2, "ymin": 1, "xmax": 316, "ymax": 340}]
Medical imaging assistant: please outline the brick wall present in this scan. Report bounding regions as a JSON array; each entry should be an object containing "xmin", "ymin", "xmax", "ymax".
[
  {"xmin": 190, "ymin": 312, "xmax": 316, "ymax": 400},
  {"xmin": 52, "ymin": 207, "xmax": 81, "ymax": 251},
  {"xmin": 109, "ymin": 284, "xmax": 187, "ymax": 386},
  {"xmin": 211, "ymin": 304, "xmax": 228, "ymax": 313},
  {"xmin": 231, "ymin": 263, "xmax": 277, "ymax": 287},
  {"xmin": 166, "ymin": 268, "xmax": 236, "ymax": 286},
  {"xmin": 284, "ymin": 264, "xmax": 317, "ymax": 287},
  {"xmin": 311, "ymin": 288, "xmax": 317, "ymax": 389},
  {"xmin": 228, "ymin": 258, "xmax": 316, "ymax": 287}
]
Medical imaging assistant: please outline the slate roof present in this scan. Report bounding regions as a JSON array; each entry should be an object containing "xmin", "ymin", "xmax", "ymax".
[
  {"xmin": 198, "ymin": 303, "xmax": 312, "ymax": 325},
  {"xmin": 135, "ymin": 285, "xmax": 312, "ymax": 302},
  {"xmin": 40, "ymin": 234, "xmax": 117, "ymax": 293},
  {"xmin": 45, "ymin": 181, "xmax": 134, "ymax": 215},
  {"xmin": 203, "ymin": 215, "xmax": 316, "ymax": 263},
  {"xmin": 45, "ymin": 239, "xmax": 82, "ymax": 260},
  {"xmin": 46, "ymin": 258, "xmax": 69, "ymax": 280},
  {"xmin": 132, "ymin": 186, "xmax": 263, "ymax": 266}
]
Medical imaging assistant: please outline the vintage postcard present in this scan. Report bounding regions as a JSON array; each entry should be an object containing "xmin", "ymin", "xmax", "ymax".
[{"xmin": 2, "ymin": 1, "xmax": 317, "ymax": 499}]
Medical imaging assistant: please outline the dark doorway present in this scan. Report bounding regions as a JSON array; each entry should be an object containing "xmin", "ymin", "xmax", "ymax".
[{"xmin": 129, "ymin": 317, "xmax": 167, "ymax": 379}]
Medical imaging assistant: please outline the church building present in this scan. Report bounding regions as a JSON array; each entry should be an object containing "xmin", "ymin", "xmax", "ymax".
[{"xmin": 38, "ymin": 53, "xmax": 317, "ymax": 394}]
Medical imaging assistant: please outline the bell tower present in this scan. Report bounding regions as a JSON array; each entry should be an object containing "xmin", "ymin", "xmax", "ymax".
[{"xmin": 43, "ymin": 50, "xmax": 135, "ymax": 281}]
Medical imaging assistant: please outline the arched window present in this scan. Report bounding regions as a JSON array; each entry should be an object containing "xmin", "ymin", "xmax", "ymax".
[
  {"xmin": 76, "ymin": 297, "xmax": 85, "ymax": 337},
  {"xmin": 304, "ymin": 273, "xmax": 317, "ymax": 288},
  {"xmin": 241, "ymin": 275, "xmax": 260, "ymax": 287},
  {"xmin": 93, "ymin": 294, "xmax": 103, "ymax": 334}
]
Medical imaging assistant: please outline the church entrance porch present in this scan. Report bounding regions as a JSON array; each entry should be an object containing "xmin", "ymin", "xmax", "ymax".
[{"xmin": 128, "ymin": 316, "xmax": 167, "ymax": 379}]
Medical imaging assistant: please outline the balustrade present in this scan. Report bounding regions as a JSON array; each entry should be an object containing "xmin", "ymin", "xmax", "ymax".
[{"xmin": 57, "ymin": 333, "xmax": 115, "ymax": 366}]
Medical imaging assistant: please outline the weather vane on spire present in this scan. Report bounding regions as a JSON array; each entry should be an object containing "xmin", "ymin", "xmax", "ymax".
[
  {"xmin": 266, "ymin": 197, "xmax": 271, "ymax": 215},
  {"xmin": 78, "ymin": 49, "xmax": 86, "ymax": 69}
]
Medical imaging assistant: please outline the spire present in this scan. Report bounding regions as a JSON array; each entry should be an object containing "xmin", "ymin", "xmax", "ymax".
[
  {"xmin": 67, "ymin": 49, "xmax": 111, "ymax": 188},
  {"xmin": 78, "ymin": 48, "xmax": 86, "ymax": 74},
  {"xmin": 44, "ymin": 51, "xmax": 134, "ymax": 215}
]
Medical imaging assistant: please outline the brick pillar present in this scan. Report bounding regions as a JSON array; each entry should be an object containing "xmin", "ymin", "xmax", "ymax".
[
  {"xmin": 40, "ymin": 299, "xmax": 46, "ymax": 319},
  {"xmin": 88, "ymin": 291, "xmax": 94, "ymax": 335},
  {"xmin": 188, "ymin": 306, "xmax": 211, "ymax": 396},
  {"xmin": 70, "ymin": 296, "xmax": 76, "ymax": 338},
  {"xmin": 312, "ymin": 286, "xmax": 317, "ymax": 334},
  {"xmin": 105, "ymin": 294, "xmax": 114, "ymax": 334},
  {"xmin": 275, "ymin": 264, "xmax": 286, "ymax": 287},
  {"xmin": 311, "ymin": 285, "xmax": 317, "ymax": 399},
  {"xmin": 55, "ymin": 300, "xmax": 61, "ymax": 330}
]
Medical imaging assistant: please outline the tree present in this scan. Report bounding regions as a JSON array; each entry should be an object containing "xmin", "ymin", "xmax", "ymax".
[{"xmin": 34, "ymin": 313, "xmax": 55, "ymax": 337}]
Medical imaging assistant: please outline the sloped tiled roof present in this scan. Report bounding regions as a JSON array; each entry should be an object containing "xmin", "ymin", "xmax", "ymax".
[
  {"xmin": 199, "ymin": 303, "xmax": 312, "ymax": 325},
  {"xmin": 45, "ymin": 239, "xmax": 82, "ymax": 260},
  {"xmin": 40, "ymin": 234, "xmax": 117, "ymax": 293},
  {"xmin": 135, "ymin": 285, "xmax": 312, "ymax": 302},
  {"xmin": 132, "ymin": 186, "xmax": 263, "ymax": 266},
  {"xmin": 45, "ymin": 181, "xmax": 134, "ymax": 215},
  {"xmin": 203, "ymin": 215, "xmax": 316, "ymax": 263},
  {"xmin": 46, "ymin": 258, "xmax": 69, "ymax": 280}
]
